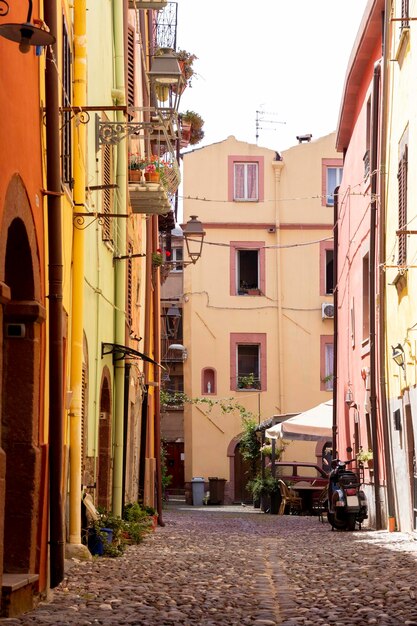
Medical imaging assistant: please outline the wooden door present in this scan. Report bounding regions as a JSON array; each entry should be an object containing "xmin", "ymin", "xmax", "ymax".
[{"xmin": 164, "ymin": 442, "xmax": 185, "ymax": 492}]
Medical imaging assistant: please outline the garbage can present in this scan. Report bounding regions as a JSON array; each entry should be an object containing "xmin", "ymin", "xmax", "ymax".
[
  {"xmin": 208, "ymin": 477, "xmax": 226, "ymax": 505},
  {"xmin": 191, "ymin": 477, "xmax": 205, "ymax": 506}
]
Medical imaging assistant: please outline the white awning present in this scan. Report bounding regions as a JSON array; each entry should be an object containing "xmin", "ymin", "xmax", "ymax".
[{"xmin": 265, "ymin": 400, "xmax": 333, "ymax": 441}]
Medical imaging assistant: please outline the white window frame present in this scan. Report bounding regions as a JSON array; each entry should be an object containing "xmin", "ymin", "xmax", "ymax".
[
  {"xmin": 326, "ymin": 167, "xmax": 343, "ymax": 206},
  {"xmin": 233, "ymin": 162, "xmax": 259, "ymax": 201},
  {"xmin": 171, "ymin": 247, "xmax": 183, "ymax": 272},
  {"xmin": 324, "ymin": 343, "xmax": 334, "ymax": 391}
]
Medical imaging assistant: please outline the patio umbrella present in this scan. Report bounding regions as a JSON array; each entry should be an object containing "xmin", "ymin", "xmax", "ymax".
[{"xmin": 265, "ymin": 400, "xmax": 333, "ymax": 441}]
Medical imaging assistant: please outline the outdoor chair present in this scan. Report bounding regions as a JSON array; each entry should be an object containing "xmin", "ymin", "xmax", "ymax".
[
  {"xmin": 312, "ymin": 486, "xmax": 328, "ymax": 523},
  {"xmin": 277, "ymin": 479, "xmax": 303, "ymax": 515}
]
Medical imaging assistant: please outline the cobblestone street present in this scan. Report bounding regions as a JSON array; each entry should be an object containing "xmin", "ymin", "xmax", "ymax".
[{"xmin": 3, "ymin": 505, "xmax": 417, "ymax": 626}]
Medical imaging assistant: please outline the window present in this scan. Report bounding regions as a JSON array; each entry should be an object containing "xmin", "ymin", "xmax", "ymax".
[
  {"xmin": 398, "ymin": 143, "xmax": 408, "ymax": 267},
  {"xmin": 363, "ymin": 97, "xmax": 371, "ymax": 178},
  {"xmin": 322, "ymin": 159, "xmax": 343, "ymax": 206},
  {"xmin": 230, "ymin": 333, "xmax": 267, "ymax": 391},
  {"xmin": 228, "ymin": 156, "xmax": 264, "ymax": 202},
  {"xmin": 320, "ymin": 336, "xmax": 334, "ymax": 391},
  {"xmin": 171, "ymin": 247, "xmax": 183, "ymax": 272},
  {"xmin": 234, "ymin": 162, "xmax": 258, "ymax": 201},
  {"xmin": 237, "ymin": 249, "xmax": 259, "ymax": 293},
  {"xmin": 230, "ymin": 241, "xmax": 265, "ymax": 296},
  {"xmin": 237, "ymin": 345, "xmax": 260, "ymax": 389},
  {"xmin": 62, "ymin": 20, "xmax": 72, "ymax": 187},
  {"xmin": 320, "ymin": 241, "xmax": 334, "ymax": 296},
  {"xmin": 362, "ymin": 253, "xmax": 370, "ymax": 340}
]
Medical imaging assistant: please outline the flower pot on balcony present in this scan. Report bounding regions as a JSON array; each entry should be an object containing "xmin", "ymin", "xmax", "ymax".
[
  {"xmin": 145, "ymin": 172, "xmax": 160, "ymax": 183},
  {"xmin": 129, "ymin": 169, "xmax": 142, "ymax": 182}
]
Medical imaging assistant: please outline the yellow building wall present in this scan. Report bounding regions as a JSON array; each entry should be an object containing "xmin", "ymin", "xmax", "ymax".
[{"xmin": 183, "ymin": 134, "xmax": 337, "ymax": 487}]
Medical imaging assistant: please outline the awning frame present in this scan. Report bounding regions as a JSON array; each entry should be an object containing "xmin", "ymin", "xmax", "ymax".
[{"xmin": 101, "ymin": 342, "xmax": 164, "ymax": 368}]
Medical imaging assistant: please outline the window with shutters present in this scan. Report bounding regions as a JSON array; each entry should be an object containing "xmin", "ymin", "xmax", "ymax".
[
  {"xmin": 127, "ymin": 242, "xmax": 133, "ymax": 330},
  {"xmin": 127, "ymin": 27, "xmax": 135, "ymax": 119},
  {"xmin": 320, "ymin": 336, "xmax": 334, "ymax": 391},
  {"xmin": 398, "ymin": 144, "xmax": 408, "ymax": 267},
  {"xmin": 102, "ymin": 140, "xmax": 114, "ymax": 243},
  {"xmin": 62, "ymin": 19, "xmax": 72, "ymax": 186},
  {"xmin": 81, "ymin": 366, "xmax": 87, "ymax": 474}
]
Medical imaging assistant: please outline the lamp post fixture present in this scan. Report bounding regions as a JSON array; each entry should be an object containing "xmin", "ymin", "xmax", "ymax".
[
  {"xmin": 392, "ymin": 343, "xmax": 405, "ymax": 370},
  {"xmin": 182, "ymin": 215, "xmax": 206, "ymax": 265},
  {"xmin": 147, "ymin": 47, "xmax": 185, "ymax": 112},
  {"xmin": 0, "ymin": 0, "xmax": 55, "ymax": 52}
]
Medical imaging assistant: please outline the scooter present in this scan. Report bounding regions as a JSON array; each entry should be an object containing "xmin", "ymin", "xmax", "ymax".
[{"xmin": 327, "ymin": 459, "xmax": 368, "ymax": 531}]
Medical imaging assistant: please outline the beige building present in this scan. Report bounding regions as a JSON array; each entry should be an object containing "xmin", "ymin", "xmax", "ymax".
[{"xmin": 182, "ymin": 134, "xmax": 339, "ymax": 503}]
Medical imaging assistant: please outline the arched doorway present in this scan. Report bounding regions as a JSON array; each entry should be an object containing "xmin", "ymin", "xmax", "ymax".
[
  {"xmin": 97, "ymin": 369, "xmax": 112, "ymax": 511},
  {"xmin": 2, "ymin": 211, "xmax": 44, "ymax": 574}
]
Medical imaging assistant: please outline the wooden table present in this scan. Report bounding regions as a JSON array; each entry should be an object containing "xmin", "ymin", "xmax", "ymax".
[{"xmin": 293, "ymin": 481, "xmax": 325, "ymax": 514}]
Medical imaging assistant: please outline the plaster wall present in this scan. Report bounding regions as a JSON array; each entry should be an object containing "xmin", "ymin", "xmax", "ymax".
[{"xmin": 183, "ymin": 135, "xmax": 337, "ymax": 489}]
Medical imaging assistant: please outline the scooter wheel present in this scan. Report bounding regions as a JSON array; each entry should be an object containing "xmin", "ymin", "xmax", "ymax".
[
  {"xmin": 327, "ymin": 511, "xmax": 347, "ymax": 530},
  {"xmin": 347, "ymin": 513, "xmax": 356, "ymax": 531}
]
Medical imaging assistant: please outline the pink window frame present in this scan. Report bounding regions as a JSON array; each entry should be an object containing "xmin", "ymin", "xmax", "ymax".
[
  {"xmin": 320, "ymin": 335, "xmax": 334, "ymax": 391},
  {"xmin": 230, "ymin": 333, "xmax": 267, "ymax": 392},
  {"xmin": 229, "ymin": 241, "xmax": 265, "ymax": 296},
  {"xmin": 319, "ymin": 240, "xmax": 334, "ymax": 296},
  {"xmin": 321, "ymin": 158, "xmax": 343, "ymax": 207},
  {"xmin": 228, "ymin": 155, "xmax": 264, "ymax": 202}
]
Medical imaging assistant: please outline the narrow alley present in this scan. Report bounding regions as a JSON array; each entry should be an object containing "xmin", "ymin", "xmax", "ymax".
[{"xmin": 4, "ymin": 505, "xmax": 417, "ymax": 626}]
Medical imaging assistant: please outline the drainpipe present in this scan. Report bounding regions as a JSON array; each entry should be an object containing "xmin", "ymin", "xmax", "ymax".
[
  {"xmin": 379, "ymin": 2, "xmax": 396, "ymax": 521},
  {"xmin": 68, "ymin": 0, "xmax": 87, "ymax": 550},
  {"xmin": 370, "ymin": 61, "xmax": 382, "ymax": 530},
  {"xmin": 121, "ymin": 362, "xmax": 131, "ymax": 511},
  {"xmin": 112, "ymin": 0, "xmax": 127, "ymax": 517},
  {"xmin": 44, "ymin": 0, "xmax": 64, "ymax": 588},
  {"xmin": 332, "ymin": 187, "xmax": 339, "ymax": 458},
  {"xmin": 152, "ymin": 216, "xmax": 164, "ymax": 526}
]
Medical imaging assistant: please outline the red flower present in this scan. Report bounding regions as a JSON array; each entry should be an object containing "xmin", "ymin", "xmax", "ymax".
[{"xmin": 165, "ymin": 251, "xmax": 171, "ymax": 257}]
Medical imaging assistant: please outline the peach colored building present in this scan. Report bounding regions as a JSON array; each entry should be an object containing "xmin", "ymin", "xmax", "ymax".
[{"xmin": 182, "ymin": 133, "xmax": 339, "ymax": 503}]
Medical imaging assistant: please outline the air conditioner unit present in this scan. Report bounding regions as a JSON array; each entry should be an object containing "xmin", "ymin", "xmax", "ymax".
[{"xmin": 322, "ymin": 303, "xmax": 334, "ymax": 319}]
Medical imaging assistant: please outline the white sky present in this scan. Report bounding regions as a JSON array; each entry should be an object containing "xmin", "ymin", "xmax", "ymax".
[{"xmin": 175, "ymin": 1, "xmax": 367, "ymax": 152}]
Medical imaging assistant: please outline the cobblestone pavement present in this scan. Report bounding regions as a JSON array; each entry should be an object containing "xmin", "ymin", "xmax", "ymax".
[{"xmin": 3, "ymin": 505, "xmax": 417, "ymax": 626}]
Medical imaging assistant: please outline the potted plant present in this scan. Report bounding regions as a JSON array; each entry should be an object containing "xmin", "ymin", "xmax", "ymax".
[
  {"xmin": 175, "ymin": 49, "xmax": 198, "ymax": 90},
  {"xmin": 128, "ymin": 153, "xmax": 145, "ymax": 182},
  {"xmin": 180, "ymin": 110, "xmax": 205, "ymax": 146},
  {"xmin": 152, "ymin": 250, "xmax": 164, "ymax": 267},
  {"xmin": 144, "ymin": 155, "xmax": 164, "ymax": 183},
  {"xmin": 356, "ymin": 447, "xmax": 373, "ymax": 468},
  {"xmin": 238, "ymin": 372, "xmax": 255, "ymax": 389}
]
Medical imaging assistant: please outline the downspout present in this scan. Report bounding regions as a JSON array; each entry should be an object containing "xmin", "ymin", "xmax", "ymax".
[
  {"xmin": 152, "ymin": 216, "xmax": 164, "ymax": 526},
  {"xmin": 379, "ymin": 2, "xmax": 396, "ymax": 521},
  {"xmin": 370, "ymin": 61, "xmax": 382, "ymax": 530},
  {"xmin": 44, "ymin": 0, "xmax": 64, "ymax": 588},
  {"xmin": 68, "ymin": 0, "xmax": 87, "ymax": 550},
  {"xmin": 332, "ymin": 187, "xmax": 339, "ymax": 458},
  {"xmin": 112, "ymin": 0, "xmax": 127, "ymax": 517},
  {"xmin": 121, "ymin": 362, "xmax": 131, "ymax": 511}
]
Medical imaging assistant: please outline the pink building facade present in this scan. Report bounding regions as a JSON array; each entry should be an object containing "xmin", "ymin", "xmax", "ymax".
[{"xmin": 335, "ymin": 0, "xmax": 387, "ymax": 529}]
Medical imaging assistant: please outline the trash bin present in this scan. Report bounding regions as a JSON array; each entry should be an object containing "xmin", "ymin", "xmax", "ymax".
[
  {"xmin": 208, "ymin": 477, "xmax": 226, "ymax": 505},
  {"xmin": 191, "ymin": 477, "xmax": 205, "ymax": 506}
]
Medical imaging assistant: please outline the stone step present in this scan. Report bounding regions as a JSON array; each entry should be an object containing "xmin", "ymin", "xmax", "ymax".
[{"xmin": 1, "ymin": 573, "xmax": 39, "ymax": 618}]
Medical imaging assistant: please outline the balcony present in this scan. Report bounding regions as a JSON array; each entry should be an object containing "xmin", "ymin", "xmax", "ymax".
[
  {"xmin": 129, "ymin": 184, "xmax": 171, "ymax": 215},
  {"xmin": 129, "ymin": 0, "xmax": 167, "ymax": 9}
]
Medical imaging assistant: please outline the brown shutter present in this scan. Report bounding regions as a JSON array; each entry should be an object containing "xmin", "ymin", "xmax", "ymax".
[
  {"xmin": 102, "ymin": 143, "xmax": 113, "ymax": 242},
  {"xmin": 398, "ymin": 145, "xmax": 408, "ymax": 266},
  {"xmin": 127, "ymin": 243, "xmax": 133, "ymax": 329},
  {"xmin": 402, "ymin": 0, "xmax": 409, "ymax": 27},
  {"xmin": 81, "ymin": 366, "xmax": 87, "ymax": 476},
  {"xmin": 127, "ymin": 28, "xmax": 135, "ymax": 118}
]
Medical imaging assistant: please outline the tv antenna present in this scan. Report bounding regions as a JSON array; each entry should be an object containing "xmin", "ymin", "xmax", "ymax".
[{"xmin": 255, "ymin": 109, "xmax": 286, "ymax": 144}]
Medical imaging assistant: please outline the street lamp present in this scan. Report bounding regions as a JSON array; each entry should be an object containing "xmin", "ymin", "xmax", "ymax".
[
  {"xmin": 182, "ymin": 215, "xmax": 206, "ymax": 265},
  {"xmin": 392, "ymin": 343, "xmax": 405, "ymax": 369},
  {"xmin": 0, "ymin": 0, "xmax": 55, "ymax": 53},
  {"xmin": 147, "ymin": 48, "xmax": 185, "ymax": 112}
]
